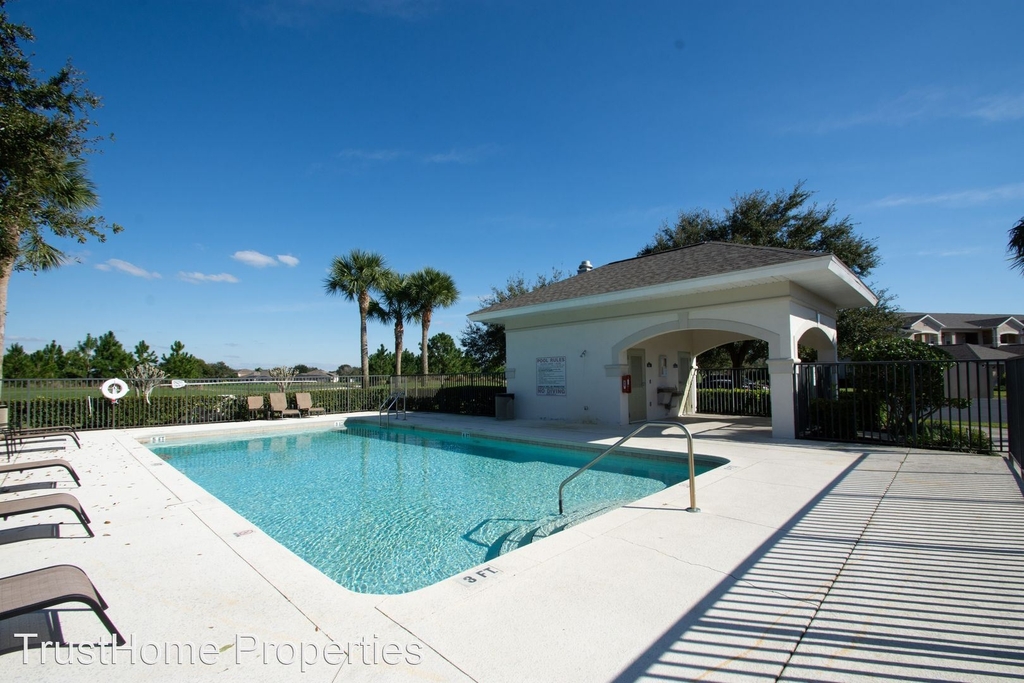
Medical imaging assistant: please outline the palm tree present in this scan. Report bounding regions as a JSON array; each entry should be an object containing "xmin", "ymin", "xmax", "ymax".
[
  {"xmin": 409, "ymin": 267, "xmax": 460, "ymax": 375},
  {"xmin": 323, "ymin": 250, "xmax": 393, "ymax": 387},
  {"xmin": 1009, "ymin": 216, "xmax": 1024, "ymax": 274},
  {"xmin": 368, "ymin": 274, "xmax": 416, "ymax": 375},
  {"xmin": 1, "ymin": 158, "xmax": 106, "ymax": 383}
]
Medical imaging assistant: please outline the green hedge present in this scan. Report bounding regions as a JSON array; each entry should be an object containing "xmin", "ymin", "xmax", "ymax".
[
  {"xmin": 404, "ymin": 386, "xmax": 506, "ymax": 416},
  {"xmin": 8, "ymin": 394, "xmax": 244, "ymax": 430},
  {"xmin": 2, "ymin": 383, "xmax": 503, "ymax": 430},
  {"xmin": 5, "ymin": 387, "xmax": 395, "ymax": 431},
  {"xmin": 802, "ymin": 396, "xmax": 992, "ymax": 454},
  {"xmin": 803, "ymin": 395, "xmax": 883, "ymax": 441},
  {"xmin": 916, "ymin": 423, "xmax": 993, "ymax": 454}
]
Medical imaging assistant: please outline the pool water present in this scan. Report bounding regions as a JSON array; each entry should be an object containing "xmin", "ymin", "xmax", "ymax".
[{"xmin": 150, "ymin": 424, "xmax": 713, "ymax": 594}]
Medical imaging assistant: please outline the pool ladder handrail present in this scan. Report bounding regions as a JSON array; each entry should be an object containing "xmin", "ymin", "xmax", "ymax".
[
  {"xmin": 558, "ymin": 420, "xmax": 698, "ymax": 515},
  {"xmin": 378, "ymin": 391, "xmax": 406, "ymax": 427}
]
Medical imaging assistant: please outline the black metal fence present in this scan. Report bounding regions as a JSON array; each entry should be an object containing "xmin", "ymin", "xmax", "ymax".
[
  {"xmin": 396, "ymin": 373, "xmax": 507, "ymax": 416},
  {"xmin": 696, "ymin": 367, "xmax": 771, "ymax": 417},
  {"xmin": 1007, "ymin": 357, "xmax": 1023, "ymax": 469},
  {"xmin": 796, "ymin": 360, "xmax": 1008, "ymax": 454},
  {"xmin": 0, "ymin": 373, "xmax": 506, "ymax": 432}
]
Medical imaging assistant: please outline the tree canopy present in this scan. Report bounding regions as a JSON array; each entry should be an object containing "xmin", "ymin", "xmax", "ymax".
[
  {"xmin": 0, "ymin": 1, "xmax": 122, "ymax": 379},
  {"xmin": 835, "ymin": 289, "xmax": 904, "ymax": 359},
  {"xmin": 324, "ymin": 249, "xmax": 392, "ymax": 387},
  {"xmin": 408, "ymin": 267, "xmax": 460, "ymax": 375},
  {"xmin": 160, "ymin": 340, "xmax": 201, "ymax": 378},
  {"xmin": 368, "ymin": 273, "xmax": 416, "ymax": 376},
  {"xmin": 642, "ymin": 183, "xmax": 884, "ymax": 365},
  {"xmin": 427, "ymin": 332, "xmax": 474, "ymax": 374},
  {"xmin": 1009, "ymin": 215, "xmax": 1024, "ymax": 274},
  {"xmin": 460, "ymin": 269, "xmax": 566, "ymax": 372},
  {"xmin": 3, "ymin": 331, "xmax": 244, "ymax": 380},
  {"xmin": 639, "ymin": 182, "xmax": 879, "ymax": 276}
]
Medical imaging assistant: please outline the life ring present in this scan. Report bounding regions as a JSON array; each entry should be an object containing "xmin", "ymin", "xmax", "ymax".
[{"xmin": 101, "ymin": 378, "xmax": 129, "ymax": 401}]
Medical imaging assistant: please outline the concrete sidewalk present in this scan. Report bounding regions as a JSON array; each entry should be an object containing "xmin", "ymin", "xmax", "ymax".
[
  {"xmin": 1, "ymin": 414, "xmax": 1022, "ymax": 682},
  {"xmin": 613, "ymin": 451, "xmax": 1024, "ymax": 682}
]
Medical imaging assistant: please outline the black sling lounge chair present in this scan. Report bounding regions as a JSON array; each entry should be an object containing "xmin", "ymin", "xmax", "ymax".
[
  {"xmin": 3, "ymin": 427, "xmax": 81, "ymax": 456},
  {"xmin": 0, "ymin": 493, "xmax": 93, "ymax": 537},
  {"xmin": 0, "ymin": 458, "xmax": 81, "ymax": 486},
  {"xmin": 0, "ymin": 565, "xmax": 125, "ymax": 646}
]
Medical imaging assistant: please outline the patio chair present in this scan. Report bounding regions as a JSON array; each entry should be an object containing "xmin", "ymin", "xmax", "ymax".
[
  {"xmin": 246, "ymin": 395, "xmax": 266, "ymax": 420},
  {"xmin": 0, "ymin": 564, "xmax": 125, "ymax": 645},
  {"xmin": 295, "ymin": 393, "xmax": 326, "ymax": 417},
  {"xmin": 0, "ymin": 458, "xmax": 81, "ymax": 486},
  {"xmin": 3, "ymin": 427, "xmax": 81, "ymax": 460},
  {"xmin": 268, "ymin": 393, "xmax": 300, "ymax": 419},
  {"xmin": 0, "ymin": 492, "xmax": 94, "ymax": 537}
]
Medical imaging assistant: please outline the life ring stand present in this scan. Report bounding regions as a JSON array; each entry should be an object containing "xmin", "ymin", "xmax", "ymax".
[{"xmin": 101, "ymin": 378, "xmax": 129, "ymax": 403}]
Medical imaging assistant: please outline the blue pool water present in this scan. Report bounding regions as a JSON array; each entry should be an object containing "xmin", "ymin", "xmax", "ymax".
[{"xmin": 150, "ymin": 424, "xmax": 714, "ymax": 594}]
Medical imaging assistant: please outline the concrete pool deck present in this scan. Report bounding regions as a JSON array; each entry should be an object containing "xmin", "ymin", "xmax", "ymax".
[{"xmin": 1, "ymin": 413, "xmax": 1022, "ymax": 682}]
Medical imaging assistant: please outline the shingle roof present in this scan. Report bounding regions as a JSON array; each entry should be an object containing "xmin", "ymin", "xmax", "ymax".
[
  {"xmin": 471, "ymin": 242, "xmax": 825, "ymax": 315},
  {"xmin": 902, "ymin": 313, "xmax": 1024, "ymax": 330},
  {"xmin": 937, "ymin": 344, "xmax": 1021, "ymax": 361},
  {"xmin": 1000, "ymin": 344, "xmax": 1024, "ymax": 358}
]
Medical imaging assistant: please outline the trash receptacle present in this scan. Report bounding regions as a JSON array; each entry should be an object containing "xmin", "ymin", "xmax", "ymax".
[{"xmin": 495, "ymin": 393, "xmax": 515, "ymax": 420}]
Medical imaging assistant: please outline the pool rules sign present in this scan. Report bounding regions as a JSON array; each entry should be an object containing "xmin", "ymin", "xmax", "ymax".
[{"xmin": 536, "ymin": 356, "xmax": 566, "ymax": 396}]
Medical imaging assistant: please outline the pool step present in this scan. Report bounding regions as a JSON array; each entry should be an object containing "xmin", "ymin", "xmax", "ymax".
[{"xmin": 494, "ymin": 502, "xmax": 619, "ymax": 557}]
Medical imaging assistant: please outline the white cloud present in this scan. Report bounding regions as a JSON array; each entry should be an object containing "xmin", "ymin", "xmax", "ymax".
[
  {"xmin": 232, "ymin": 250, "xmax": 279, "ymax": 268},
  {"xmin": 277, "ymin": 254, "xmax": 300, "ymax": 267},
  {"xmin": 247, "ymin": 0, "xmax": 436, "ymax": 27},
  {"xmin": 915, "ymin": 247, "xmax": 988, "ymax": 258},
  {"xmin": 969, "ymin": 93, "xmax": 1024, "ymax": 122},
  {"xmin": 807, "ymin": 87, "xmax": 1024, "ymax": 133},
  {"xmin": 337, "ymin": 144, "xmax": 500, "ymax": 167},
  {"xmin": 871, "ymin": 181, "xmax": 1024, "ymax": 208},
  {"xmin": 95, "ymin": 259, "xmax": 161, "ymax": 279},
  {"xmin": 422, "ymin": 144, "xmax": 500, "ymax": 165},
  {"xmin": 178, "ymin": 272, "xmax": 240, "ymax": 284},
  {"xmin": 339, "ymin": 148, "xmax": 406, "ymax": 162}
]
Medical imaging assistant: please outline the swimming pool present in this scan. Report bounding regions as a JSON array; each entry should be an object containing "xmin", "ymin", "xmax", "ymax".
[{"xmin": 150, "ymin": 423, "xmax": 716, "ymax": 594}]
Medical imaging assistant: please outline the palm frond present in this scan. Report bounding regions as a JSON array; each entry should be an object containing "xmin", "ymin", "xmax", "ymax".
[{"xmin": 15, "ymin": 229, "xmax": 69, "ymax": 271}]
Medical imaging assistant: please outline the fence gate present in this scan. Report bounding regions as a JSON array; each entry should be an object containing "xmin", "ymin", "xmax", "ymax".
[
  {"xmin": 1009, "ymin": 357, "xmax": 1023, "ymax": 470},
  {"xmin": 695, "ymin": 367, "xmax": 771, "ymax": 417}
]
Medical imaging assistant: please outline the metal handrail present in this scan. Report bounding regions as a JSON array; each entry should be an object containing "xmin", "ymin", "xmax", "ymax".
[
  {"xmin": 378, "ymin": 392, "xmax": 406, "ymax": 427},
  {"xmin": 558, "ymin": 421, "xmax": 698, "ymax": 514}
]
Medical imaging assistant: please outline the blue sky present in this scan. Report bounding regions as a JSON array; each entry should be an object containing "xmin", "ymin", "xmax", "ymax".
[{"xmin": 8, "ymin": 0, "xmax": 1023, "ymax": 371}]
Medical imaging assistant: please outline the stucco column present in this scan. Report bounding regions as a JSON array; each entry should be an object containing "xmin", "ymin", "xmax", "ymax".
[{"xmin": 767, "ymin": 358, "xmax": 797, "ymax": 439}]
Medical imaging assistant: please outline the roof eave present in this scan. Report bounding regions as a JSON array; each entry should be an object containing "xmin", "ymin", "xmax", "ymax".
[{"xmin": 469, "ymin": 255, "xmax": 874, "ymax": 324}]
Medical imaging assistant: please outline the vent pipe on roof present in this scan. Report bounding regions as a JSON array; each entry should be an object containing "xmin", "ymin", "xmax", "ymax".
[{"xmin": 577, "ymin": 260, "xmax": 593, "ymax": 274}]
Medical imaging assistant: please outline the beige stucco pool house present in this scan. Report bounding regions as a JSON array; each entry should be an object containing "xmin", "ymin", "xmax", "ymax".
[{"xmin": 469, "ymin": 242, "xmax": 878, "ymax": 438}]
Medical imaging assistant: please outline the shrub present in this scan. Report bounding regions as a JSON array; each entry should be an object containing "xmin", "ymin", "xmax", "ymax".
[{"xmin": 916, "ymin": 424, "xmax": 993, "ymax": 454}]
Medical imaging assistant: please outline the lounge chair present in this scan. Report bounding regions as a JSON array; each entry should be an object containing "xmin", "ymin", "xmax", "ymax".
[
  {"xmin": 295, "ymin": 393, "xmax": 326, "ymax": 417},
  {"xmin": 246, "ymin": 395, "xmax": 266, "ymax": 420},
  {"xmin": 0, "ymin": 564, "xmax": 125, "ymax": 645},
  {"xmin": 0, "ymin": 493, "xmax": 93, "ymax": 537},
  {"xmin": 268, "ymin": 393, "xmax": 300, "ymax": 419},
  {"xmin": 0, "ymin": 458, "xmax": 80, "ymax": 486},
  {"xmin": 3, "ymin": 426, "xmax": 81, "ymax": 455}
]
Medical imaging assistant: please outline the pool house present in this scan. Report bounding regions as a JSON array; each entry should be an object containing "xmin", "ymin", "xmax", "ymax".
[{"xmin": 468, "ymin": 242, "xmax": 877, "ymax": 438}]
